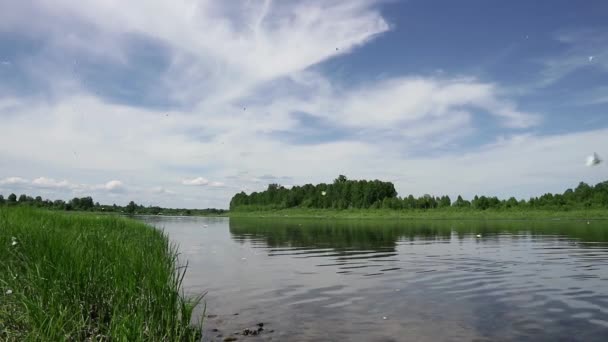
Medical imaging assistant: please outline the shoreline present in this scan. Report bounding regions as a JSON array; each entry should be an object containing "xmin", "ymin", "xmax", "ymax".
[{"xmin": 228, "ymin": 208, "xmax": 608, "ymax": 221}]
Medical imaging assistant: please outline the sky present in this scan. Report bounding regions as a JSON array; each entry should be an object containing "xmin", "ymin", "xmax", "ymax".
[{"xmin": 0, "ymin": 0, "xmax": 607, "ymax": 209}]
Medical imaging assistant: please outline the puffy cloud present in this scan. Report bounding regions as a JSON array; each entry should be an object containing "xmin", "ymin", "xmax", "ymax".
[
  {"xmin": 209, "ymin": 181, "xmax": 225, "ymax": 187},
  {"xmin": 102, "ymin": 180, "xmax": 125, "ymax": 193},
  {"xmin": 31, "ymin": 177, "xmax": 74, "ymax": 189},
  {"xmin": 182, "ymin": 177, "xmax": 209, "ymax": 186},
  {"xmin": 90, "ymin": 180, "xmax": 126, "ymax": 193}
]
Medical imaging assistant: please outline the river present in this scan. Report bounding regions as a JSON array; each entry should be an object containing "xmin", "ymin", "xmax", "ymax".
[{"xmin": 139, "ymin": 216, "xmax": 608, "ymax": 341}]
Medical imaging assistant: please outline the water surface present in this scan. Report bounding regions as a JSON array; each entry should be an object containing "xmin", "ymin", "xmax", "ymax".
[{"xmin": 139, "ymin": 216, "xmax": 608, "ymax": 341}]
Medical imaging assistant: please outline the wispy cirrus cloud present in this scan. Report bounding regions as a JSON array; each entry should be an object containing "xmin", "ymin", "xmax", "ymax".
[
  {"xmin": 1, "ymin": 0, "xmax": 389, "ymax": 106},
  {"xmin": 537, "ymin": 28, "xmax": 608, "ymax": 87},
  {"xmin": 246, "ymin": 73, "xmax": 539, "ymax": 150}
]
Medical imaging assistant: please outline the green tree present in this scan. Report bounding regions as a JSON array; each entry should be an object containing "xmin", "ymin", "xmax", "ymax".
[
  {"xmin": 453, "ymin": 195, "xmax": 469, "ymax": 208},
  {"xmin": 505, "ymin": 197, "xmax": 519, "ymax": 208},
  {"xmin": 439, "ymin": 195, "xmax": 452, "ymax": 208},
  {"xmin": 126, "ymin": 201, "xmax": 137, "ymax": 214},
  {"xmin": 335, "ymin": 175, "xmax": 348, "ymax": 183},
  {"xmin": 53, "ymin": 200, "xmax": 66, "ymax": 210},
  {"xmin": 70, "ymin": 197, "xmax": 81, "ymax": 209},
  {"xmin": 79, "ymin": 197, "xmax": 94, "ymax": 210}
]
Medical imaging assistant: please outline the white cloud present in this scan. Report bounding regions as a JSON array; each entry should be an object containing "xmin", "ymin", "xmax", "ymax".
[
  {"xmin": 0, "ymin": 177, "xmax": 28, "ymax": 185},
  {"xmin": 151, "ymin": 186, "xmax": 175, "ymax": 195},
  {"xmin": 182, "ymin": 177, "xmax": 209, "ymax": 186},
  {"xmin": 31, "ymin": 177, "xmax": 74, "ymax": 189},
  {"xmin": 2, "ymin": 0, "xmax": 389, "ymax": 105},
  {"xmin": 0, "ymin": 176, "xmax": 127, "ymax": 197},
  {"xmin": 103, "ymin": 180, "xmax": 125, "ymax": 192},
  {"xmin": 334, "ymin": 77, "xmax": 539, "ymax": 129},
  {"xmin": 181, "ymin": 178, "xmax": 223, "ymax": 187},
  {"xmin": 89, "ymin": 180, "xmax": 126, "ymax": 193},
  {"xmin": 248, "ymin": 74, "xmax": 539, "ymax": 145}
]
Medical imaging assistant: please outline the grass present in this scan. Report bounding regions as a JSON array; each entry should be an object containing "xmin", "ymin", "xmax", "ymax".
[
  {"xmin": 0, "ymin": 207, "xmax": 203, "ymax": 341},
  {"xmin": 229, "ymin": 207, "xmax": 608, "ymax": 220}
]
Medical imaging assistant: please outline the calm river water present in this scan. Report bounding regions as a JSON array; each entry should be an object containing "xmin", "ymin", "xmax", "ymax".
[{"xmin": 139, "ymin": 216, "xmax": 608, "ymax": 341}]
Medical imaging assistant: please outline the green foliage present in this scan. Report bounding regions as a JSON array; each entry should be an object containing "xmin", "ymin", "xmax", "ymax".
[
  {"xmin": 0, "ymin": 207, "xmax": 203, "ymax": 341},
  {"xmin": 126, "ymin": 200, "xmax": 137, "ymax": 214},
  {"xmin": 0, "ymin": 194, "xmax": 227, "ymax": 216},
  {"xmin": 230, "ymin": 175, "xmax": 398, "ymax": 211},
  {"xmin": 230, "ymin": 176, "xmax": 608, "ymax": 213}
]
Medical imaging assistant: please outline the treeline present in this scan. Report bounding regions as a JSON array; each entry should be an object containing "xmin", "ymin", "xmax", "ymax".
[
  {"xmin": 0, "ymin": 193, "xmax": 227, "ymax": 216},
  {"xmin": 230, "ymin": 175, "xmax": 398, "ymax": 210},
  {"xmin": 230, "ymin": 175, "xmax": 608, "ymax": 211}
]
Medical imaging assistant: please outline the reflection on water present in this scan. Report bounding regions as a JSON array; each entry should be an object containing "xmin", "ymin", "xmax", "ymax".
[{"xmin": 139, "ymin": 216, "xmax": 608, "ymax": 341}]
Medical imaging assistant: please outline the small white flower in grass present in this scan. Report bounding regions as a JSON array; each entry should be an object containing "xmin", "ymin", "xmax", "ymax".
[
  {"xmin": 11, "ymin": 237, "xmax": 18, "ymax": 246},
  {"xmin": 321, "ymin": 191, "xmax": 327, "ymax": 196},
  {"xmin": 6, "ymin": 289, "xmax": 12, "ymax": 295}
]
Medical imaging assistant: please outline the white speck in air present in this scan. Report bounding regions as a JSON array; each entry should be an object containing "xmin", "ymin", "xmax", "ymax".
[{"xmin": 586, "ymin": 153, "xmax": 601, "ymax": 167}]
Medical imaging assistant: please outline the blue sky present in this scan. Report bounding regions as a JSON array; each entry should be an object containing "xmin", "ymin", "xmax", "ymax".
[{"xmin": 0, "ymin": 0, "xmax": 607, "ymax": 208}]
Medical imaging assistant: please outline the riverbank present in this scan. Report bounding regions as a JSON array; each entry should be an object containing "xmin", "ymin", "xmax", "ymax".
[
  {"xmin": 229, "ymin": 208, "xmax": 608, "ymax": 220},
  {"xmin": 0, "ymin": 207, "xmax": 202, "ymax": 341}
]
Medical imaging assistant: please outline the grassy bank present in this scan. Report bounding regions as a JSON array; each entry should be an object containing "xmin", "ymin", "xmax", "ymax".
[
  {"xmin": 0, "ymin": 207, "xmax": 202, "ymax": 341},
  {"xmin": 229, "ymin": 208, "xmax": 608, "ymax": 220}
]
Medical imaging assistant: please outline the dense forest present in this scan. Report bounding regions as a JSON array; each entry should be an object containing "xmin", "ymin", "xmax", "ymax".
[
  {"xmin": 0, "ymin": 193, "xmax": 227, "ymax": 216},
  {"xmin": 230, "ymin": 175, "xmax": 608, "ymax": 211}
]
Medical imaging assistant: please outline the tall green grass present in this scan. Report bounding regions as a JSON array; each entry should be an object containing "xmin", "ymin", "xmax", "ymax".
[{"xmin": 0, "ymin": 207, "xmax": 203, "ymax": 341}]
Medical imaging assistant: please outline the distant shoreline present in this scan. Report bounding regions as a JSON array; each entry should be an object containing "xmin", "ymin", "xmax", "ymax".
[{"xmin": 229, "ymin": 208, "xmax": 608, "ymax": 220}]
